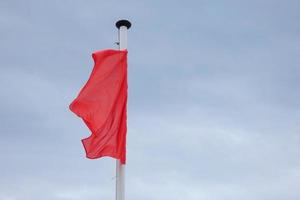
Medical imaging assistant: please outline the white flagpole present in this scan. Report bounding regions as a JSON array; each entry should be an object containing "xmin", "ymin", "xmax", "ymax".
[{"xmin": 115, "ymin": 19, "xmax": 131, "ymax": 200}]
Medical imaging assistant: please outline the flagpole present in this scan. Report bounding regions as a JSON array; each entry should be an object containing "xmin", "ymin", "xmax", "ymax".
[{"xmin": 115, "ymin": 19, "xmax": 131, "ymax": 200}]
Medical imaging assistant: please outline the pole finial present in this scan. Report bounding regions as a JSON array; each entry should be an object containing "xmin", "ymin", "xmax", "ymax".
[{"xmin": 116, "ymin": 19, "xmax": 131, "ymax": 29}]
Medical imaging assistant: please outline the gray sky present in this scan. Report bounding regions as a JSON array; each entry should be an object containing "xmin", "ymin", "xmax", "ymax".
[{"xmin": 1, "ymin": 0, "xmax": 300, "ymax": 200}]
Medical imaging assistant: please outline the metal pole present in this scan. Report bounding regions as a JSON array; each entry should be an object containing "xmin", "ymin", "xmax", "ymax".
[{"xmin": 115, "ymin": 19, "xmax": 131, "ymax": 200}]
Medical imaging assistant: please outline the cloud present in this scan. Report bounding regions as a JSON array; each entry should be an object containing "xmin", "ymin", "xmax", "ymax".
[{"xmin": 1, "ymin": 0, "xmax": 300, "ymax": 200}]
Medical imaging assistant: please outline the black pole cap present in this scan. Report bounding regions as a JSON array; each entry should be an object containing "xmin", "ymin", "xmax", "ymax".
[{"xmin": 116, "ymin": 19, "xmax": 131, "ymax": 29}]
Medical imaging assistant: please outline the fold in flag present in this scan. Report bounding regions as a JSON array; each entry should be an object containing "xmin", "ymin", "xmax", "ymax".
[{"xmin": 69, "ymin": 49, "xmax": 128, "ymax": 164}]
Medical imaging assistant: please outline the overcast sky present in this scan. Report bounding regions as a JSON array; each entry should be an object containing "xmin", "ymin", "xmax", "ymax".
[{"xmin": 1, "ymin": 0, "xmax": 300, "ymax": 200}]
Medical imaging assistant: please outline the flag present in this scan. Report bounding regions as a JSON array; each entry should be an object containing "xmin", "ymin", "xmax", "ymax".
[{"xmin": 69, "ymin": 49, "xmax": 128, "ymax": 164}]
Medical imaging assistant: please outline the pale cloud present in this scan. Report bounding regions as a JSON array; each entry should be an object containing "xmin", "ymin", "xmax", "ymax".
[{"xmin": 1, "ymin": 0, "xmax": 300, "ymax": 200}]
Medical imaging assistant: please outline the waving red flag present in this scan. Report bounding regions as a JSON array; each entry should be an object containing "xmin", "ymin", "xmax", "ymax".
[{"xmin": 69, "ymin": 49, "xmax": 127, "ymax": 164}]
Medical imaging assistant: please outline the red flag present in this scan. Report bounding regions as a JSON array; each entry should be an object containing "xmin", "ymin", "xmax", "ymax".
[{"xmin": 69, "ymin": 49, "xmax": 127, "ymax": 164}]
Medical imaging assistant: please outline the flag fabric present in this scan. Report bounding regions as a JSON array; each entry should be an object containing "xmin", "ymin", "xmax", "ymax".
[{"xmin": 69, "ymin": 49, "xmax": 128, "ymax": 164}]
